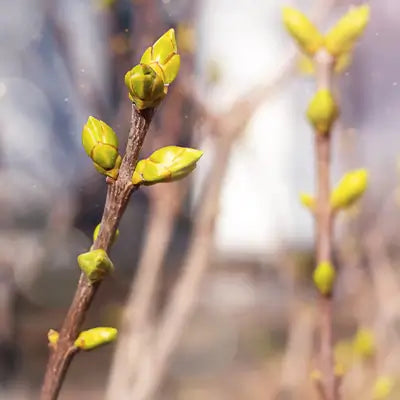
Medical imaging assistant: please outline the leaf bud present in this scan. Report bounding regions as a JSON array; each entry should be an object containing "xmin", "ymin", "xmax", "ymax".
[
  {"xmin": 74, "ymin": 327, "xmax": 118, "ymax": 351},
  {"xmin": 313, "ymin": 261, "xmax": 336, "ymax": 296},
  {"xmin": 132, "ymin": 146, "xmax": 203, "ymax": 186},
  {"xmin": 307, "ymin": 89, "xmax": 339, "ymax": 134},
  {"xmin": 331, "ymin": 169, "xmax": 368, "ymax": 210},
  {"xmin": 77, "ymin": 249, "xmax": 114, "ymax": 284}
]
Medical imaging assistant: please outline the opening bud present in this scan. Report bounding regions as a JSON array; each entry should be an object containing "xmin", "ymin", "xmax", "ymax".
[{"xmin": 140, "ymin": 29, "xmax": 181, "ymax": 85}]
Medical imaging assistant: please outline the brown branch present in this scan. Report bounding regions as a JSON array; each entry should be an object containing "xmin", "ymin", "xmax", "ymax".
[
  {"xmin": 40, "ymin": 104, "xmax": 154, "ymax": 400},
  {"xmin": 129, "ymin": 133, "xmax": 234, "ymax": 400},
  {"xmin": 313, "ymin": 49, "xmax": 337, "ymax": 400}
]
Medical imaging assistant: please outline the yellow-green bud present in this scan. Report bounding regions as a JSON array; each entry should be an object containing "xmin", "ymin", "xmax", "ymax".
[
  {"xmin": 140, "ymin": 28, "xmax": 181, "ymax": 85},
  {"xmin": 372, "ymin": 376, "xmax": 395, "ymax": 400},
  {"xmin": 93, "ymin": 223, "xmax": 119, "ymax": 246},
  {"xmin": 331, "ymin": 169, "xmax": 368, "ymax": 210},
  {"xmin": 74, "ymin": 327, "xmax": 118, "ymax": 351},
  {"xmin": 77, "ymin": 249, "xmax": 114, "ymax": 283},
  {"xmin": 82, "ymin": 116, "xmax": 121, "ymax": 177},
  {"xmin": 325, "ymin": 5, "xmax": 370, "ymax": 57},
  {"xmin": 307, "ymin": 89, "xmax": 339, "ymax": 134},
  {"xmin": 310, "ymin": 369, "xmax": 322, "ymax": 382},
  {"xmin": 313, "ymin": 261, "xmax": 335, "ymax": 296},
  {"xmin": 334, "ymin": 52, "xmax": 353, "ymax": 73},
  {"xmin": 282, "ymin": 7, "xmax": 324, "ymax": 56},
  {"xmin": 299, "ymin": 192, "xmax": 315, "ymax": 210},
  {"xmin": 297, "ymin": 54, "xmax": 315, "ymax": 75},
  {"xmin": 334, "ymin": 340, "xmax": 354, "ymax": 372},
  {"xmin": 92, "ymin": 154, "xmax": 122, "ymax": 180},
  {"xmin": 132, "ymin": 146, "xmax": 203, "ymax": 186},
  {"xmin": 352, "ymin": 328, "xmax": 375, "ymax": 359},
  {"xmin": 48, "ymin": 329, "xmax": 59, "ymax": 346},
  {"xmin": 124, "ymin": 64, "xmax": 166, "ymax": 110}
]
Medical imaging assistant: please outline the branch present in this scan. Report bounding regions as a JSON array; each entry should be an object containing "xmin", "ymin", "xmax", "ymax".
[
  {"xmin": 313, "ymin": 49, "xmax": 337, "ymax": 400},
  {"xmin": 40, "ymin": 104, "xmax": 154, "ymax": 400}
]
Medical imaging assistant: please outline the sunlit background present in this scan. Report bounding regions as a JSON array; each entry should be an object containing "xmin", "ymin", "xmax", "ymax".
[{"xmin": 1, "ymin": 0, "xmax": 400, "ymax": 399}]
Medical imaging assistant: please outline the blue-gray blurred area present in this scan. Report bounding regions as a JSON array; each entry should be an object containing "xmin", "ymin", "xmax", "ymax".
[{"xmin": 1, "ymin": 0, "xmax": 400, "ymax": 399}]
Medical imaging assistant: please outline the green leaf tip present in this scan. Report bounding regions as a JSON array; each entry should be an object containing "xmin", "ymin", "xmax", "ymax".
[
  {"xmin": 74, "ymin": 327, "xmax": 118, "ymax": 351},
  {"xmin": 77, "ymin": 249, "xmax": 114, "ymax": 284},
  {"xmin": 325, "ymin": 5, "xmax": 370, "ymax": 57},
  {"xmin": 132, "ymin": 146, "xmax": 203, "ymax": 186},
  {"xmin": 141, "ymin": 28, "xmax": 181, "ymax": 85},
  {"xmin": 82, "ymin": 116, "xmax": 121, "ymax": 178},
  {"xmin": 125, "ymin": 29, "xmax": 180, "ymax": 110},
  {"xmin": 313, "ymin": 261, "xmax": 336, "ymax": 296},
  {"xmin": 331, "ymin": 169, "xmax": 368, "ymax": 210},
  {"xmin": 282, "ymin": 6, "xmax": 324, "ymax": 55},
  {"xmin": 307, "ymin": 89, "xmax": 339, "ymax": 134}
]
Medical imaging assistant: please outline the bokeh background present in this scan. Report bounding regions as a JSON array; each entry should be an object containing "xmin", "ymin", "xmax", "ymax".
[{"xmin": 1, "ymin": 0, "xmax": 400, "ymax": 398}]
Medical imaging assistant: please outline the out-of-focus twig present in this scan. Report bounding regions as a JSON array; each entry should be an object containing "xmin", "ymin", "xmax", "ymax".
[
  {"xmin": 130, "ymin": 132, "xmax": 235, "ymax": 400},
  {"xmin": 313, "ymin": 48, "xmax": 337, "ymax": 400},
  {"xmin": 277, "ymin": 303, "xmax": 315, "ymax": 396}
]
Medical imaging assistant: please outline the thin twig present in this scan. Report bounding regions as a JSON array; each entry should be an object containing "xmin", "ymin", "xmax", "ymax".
[
  {"xmin": 40, "ymin": 104, "xmax": 154, "ymax": 400},
  {"xmin": 313, "ymin": 49, "xmax": 337, "ymax": 400}
]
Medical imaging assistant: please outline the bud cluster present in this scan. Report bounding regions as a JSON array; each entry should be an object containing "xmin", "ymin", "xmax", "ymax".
[{"xmin": 125, "ymin": 29, "xmax": 181, "ymax": 110}]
